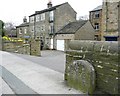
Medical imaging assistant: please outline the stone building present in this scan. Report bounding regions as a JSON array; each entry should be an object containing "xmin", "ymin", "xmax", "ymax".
[
  {"xmin": 101, "ymin": 0, "xmax": 120, "ymax": 41},
  {"xmin": 29, "ymin": 2, "xmax": 76, "ymax": 49},
  {"xmin": 89, "ymin": 5, "xmax": 102, "ymax": 41},
  {"xmin": 55, "ymin": 20, "xmax": 95, "ymax": 51},
  {"xmin": 16, "ymin": 16, "xmax": 30, "ymax": 39}
]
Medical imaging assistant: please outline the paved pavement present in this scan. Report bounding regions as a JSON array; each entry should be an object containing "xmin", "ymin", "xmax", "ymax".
[
  {"xmin": 0, "ymin": 50, "xmax": 83, "ymax": 94},
  {"xmin": 0, "ymin": 77, "xmax": 14, "ymax": 95},
  {"xmin": 0, "ymin": 52, "xmax": 14, "ymax": 95}
]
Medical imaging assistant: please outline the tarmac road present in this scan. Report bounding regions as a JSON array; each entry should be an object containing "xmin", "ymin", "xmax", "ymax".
[{"xmin": 11, "ymin": 50, "xmax": 66, "ymax": 73}]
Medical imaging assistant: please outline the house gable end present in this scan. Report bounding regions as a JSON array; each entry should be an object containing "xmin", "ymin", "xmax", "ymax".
[{"xmin": 75, "ymin": 21, "xmax": 95, "ymax": 40}]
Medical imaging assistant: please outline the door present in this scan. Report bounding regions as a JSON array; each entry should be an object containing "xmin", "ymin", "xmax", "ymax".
[
  {"xmin": 50, "ymin": 39, "xmax": 53, "ymax": 49},
  {"xmin": 105, "ymin": 37, "xmax": 117, "ymax": 41},
  {"xmin": 57, "ymin": 40, "xmax": 64, "ymax": 51}
]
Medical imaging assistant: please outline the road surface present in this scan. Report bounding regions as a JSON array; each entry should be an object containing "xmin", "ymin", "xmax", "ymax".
[
  {"xmin": 0, "ymin": 50, "xmax": 83, "ymax": 95},
  {"xmin": 11, "ymin": 50, "xmax": 66, "ymax": 73}
]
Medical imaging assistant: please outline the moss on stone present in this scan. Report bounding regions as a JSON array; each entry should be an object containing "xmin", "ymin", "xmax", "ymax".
[{"xmin": 65, "ymin": 41, "xmax": 119, "ymax": 94}]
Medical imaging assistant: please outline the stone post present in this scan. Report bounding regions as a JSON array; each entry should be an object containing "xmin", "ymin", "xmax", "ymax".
[{"xmin": 30, "ymin": 38, "xmax": 41, "ymax": 56}]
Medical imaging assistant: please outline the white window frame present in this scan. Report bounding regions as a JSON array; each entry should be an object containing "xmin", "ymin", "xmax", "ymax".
[
  {"xmin": 94, "ymin": 23, "xmax": 99, "ymax": 30},
  {"xmin": 50, "ymin": 23, "xmax": 54, "ymax": 33},
  {"xmin": 30, "ymin": 16, "xmax": 34, "ymax": 23},
  {"xmin": 31, "ymin": 26, "xmax": 34, "ymax": 32},
  {"xmin": 36, "ymin": 14, "xmax": 40, "ymax": 22},
  {"xmin": 94, "ymin": 11, "xmax": 100, "ymax": 18},
  {"xmin": 49, "ymin": 11, "xmax": 54, "ymax": 21},
  {"xmin": 40, "ymin": 13, "xmax": 45, "ymax": 21},
  {"xmin": 19, "ymin": 28, "xmax": 22, "ymax": 34},
  {"xmin": 24, "ymin": 28, "xmax": 27, "ymax": 34}
]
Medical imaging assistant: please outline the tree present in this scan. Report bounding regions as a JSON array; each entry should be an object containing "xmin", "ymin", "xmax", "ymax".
[
  {"xmin": 0, "ymin": 20, "xmax": 5, "ymax": 37},
  {"xmin": 79, "ymin": 15, "xmax": 89, "ymax": 21},
  {"xmin": 4, "ymin": 22, "xmax": 16, "ymax": 36}
]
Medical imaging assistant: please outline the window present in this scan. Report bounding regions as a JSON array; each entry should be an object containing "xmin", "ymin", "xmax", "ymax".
[
  {"xmin": 94, "ymin": 12, "xmax": 100, "ymax": 18},
  {"xmin": 31, "ymin": 26, "xmax": 34, "ymax": 32},
  {"xmin": 31, "ymin": 26, "xmax": 34, "ymax": 37},
  {"xmin": 94, "ymin": 23, "xmax": 99, "ymax": 30},
  {"xmin": 40, "ymin": 13, "xmax": 45, "ymax": 21},
  {"xmin": 36, "ymin": 26, "xmax": 40, "ymax": 32},
  {"xmin": 36, "ymin": 15, "xmax": 40, "ymax": 22},
  {"xmin": 49, "ymin": 11, "xmax": 54, "ymax": 21},
  {"xmin": 19, "ymin": 28, "xmax": 22, "ymax": 34},
  {"xmin": 41, "ymin": 25, "xmax": 45, "ymax": 31},
  {"xmin": 49, "ymin": 23, "xmax": 54, "ymax": 33},
  {"xmin": 94, "ymin": 35, "xmax": 99, "ymax": 40},
  {"xmin": 30, "ymin": 16, "xmax": 34, "ymax": 23},
  {"xmin": 24, "ymin": 29, "xmax": 27, "ymax": 34}
]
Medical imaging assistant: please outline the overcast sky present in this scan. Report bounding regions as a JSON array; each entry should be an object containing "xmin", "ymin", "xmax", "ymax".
[{"xmin": 0, "ymin": 0, "xmax": 102, "ymax": 25}]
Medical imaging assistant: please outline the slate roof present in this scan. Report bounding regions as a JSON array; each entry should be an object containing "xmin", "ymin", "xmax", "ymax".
[
  {"xmin": 16, "ymin": 23, "xmax": 29, "ymax": 28},
  {"xmin": 29, "ymin": 2, "xmax": 72, "ymax": 17},
  {"xmin": 56, "ymin": 20, "xmax": 88, "ymax": 34},
  {"xmin": 90, "ymin": 5, "xmax": 102, "ymax": 12}
]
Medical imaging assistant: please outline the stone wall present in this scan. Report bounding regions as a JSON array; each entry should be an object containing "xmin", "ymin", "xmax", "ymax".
[
  {"xmin": 2, "ymin": 40, "xmax": 30, "ymax": 55},
  {"xmin": 65, "ymin": 40, "xmax": 119, "ymax": 94},
  {"xmin": 17, "ymin": 44, "xmax": 30, "ymax": 55},
  {"xmin": 2, "ymin": 38, "xmax": 41, "ymax": 56},
  {"xmin": 30, "ymin": 38, "xmax": 41, "ymax": 56},
  {"xmin": 0, "ymin": 36, "xmax": 2, "ymax": 50}
]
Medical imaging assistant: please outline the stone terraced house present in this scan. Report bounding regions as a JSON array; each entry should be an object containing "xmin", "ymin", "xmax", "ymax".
[
  {"xmin": 89, "ymin": 5, "xmax": 102, "ymax": 41},
  {"xmin": 29, "ymin": 2, "xmax": 76, "ymax": 49},
  {"xmin": 16, "ymin": 17, "xmax": 30, "ymax": 39},
  {"xmin": 89, "ymin": 0, "xmax": 120, "ymax": 41}
]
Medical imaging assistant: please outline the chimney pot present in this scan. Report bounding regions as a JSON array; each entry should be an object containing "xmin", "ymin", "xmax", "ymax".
[{"xmin": 47, "ymin": 0, "xmax": 52, "ymax": 8}]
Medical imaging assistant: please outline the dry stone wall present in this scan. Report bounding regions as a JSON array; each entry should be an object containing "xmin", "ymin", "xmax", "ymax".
[
  {"xmin": 2, "ymin": 38, "xmax": 41, "ymax": 56},
  {"xmin": 65, "ymin": 40, "xmax": 119, "ymax": 94}
]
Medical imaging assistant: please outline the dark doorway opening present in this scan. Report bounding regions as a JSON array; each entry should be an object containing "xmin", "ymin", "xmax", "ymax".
[{"xmin": 105, "ymin": 37, "xmax": 118, "ymax": 41}]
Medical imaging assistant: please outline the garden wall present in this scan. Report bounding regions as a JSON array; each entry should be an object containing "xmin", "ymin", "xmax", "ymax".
[{"xmin": 65, "ymin": 40, "xmax": 119, "ymax": 94}]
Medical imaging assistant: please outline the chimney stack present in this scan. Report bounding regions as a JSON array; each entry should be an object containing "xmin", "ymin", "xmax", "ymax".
[
  {"xmin": 23, "ymin": 16, "xmax": 27, "ymax": 23},
  {"xmin": 47, "ymin": 0, "xmax": 52, "ymax": 8}
]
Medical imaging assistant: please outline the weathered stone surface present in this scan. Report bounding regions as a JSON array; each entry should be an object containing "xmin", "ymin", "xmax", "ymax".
[
  {"xmin": 2, "ymin": 38, "xmax": 41, "ymax": 56},
  {"xmin": 30, "ymin": 38, "xmax": 41, "ymax": 56},
  {"xmin": 17, "ymin": 44, "xmax": 30, "ymax": 55},
  {"xmin": 66, "ymin": 60, "xmax": 95, "ymax": 94},
  {"xmin": 65, "ymin": 40, "xmax": 119, "ymax": 94},
  {"xmin": 101, "ymin": 1, "xmax": 119, "ymax": 40},
  {"xmin": 69, "ymin": 40, "xmax": 95, "ymax": 51},
  {"xmin": 0, "ymin": 36, "xmax": 2, "ymax": 50},
  {"xmin": 69, "ymin": 40, "xmax": 118, "ymax": 53}
]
